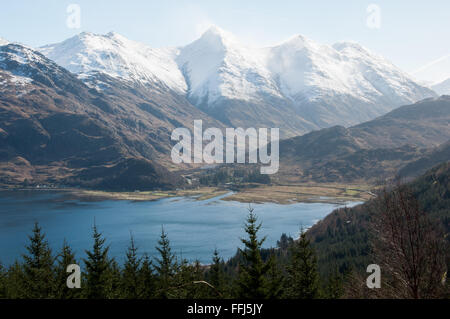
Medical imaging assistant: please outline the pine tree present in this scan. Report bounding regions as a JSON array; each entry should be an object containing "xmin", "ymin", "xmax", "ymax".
[
  {"xmin": 54, "ymin": 240, "xmax": 80, "ymax": 299},
  {"xmin": 324, "ymin": 270, "xmax": 344, "ymax": 299},
  {"xmin": 173, "ymin": 259, "xmax": 201, "ymax": 299},
  {"xmin": 266, "ymin": 255, "xmax": 284, "ymax": 299},
  {"xmin": 285, "ymin": 229, "xmax": 320, "ymax": 299},
  {"xmin": 209, "ymin": 249, "xmax": 227, "ymax": 297},
  {"xmin": 0, "ymin": 262, "xmax": 6, "ymax": 298},
  {"xmin": 122, "ymin": 233, "xmax": 142, "ymax": 299},
  {"xmin": 154, "ymin": 227, "xmax": 177, "ymax": 298},
  {"xmin": 139, "ymin": 253, "xmax": 156, "ymax": 299},
  {"xmin": 83, "ymin": 223, "xmax": 112, "ymax": 299},
  {"xmin": 107, "ymin": 259, "xmax": 122, "ymax": 299},
  {"xmin": 236, "ymin": 208, "xmax": 271, "ymax": 299},
  {"xmin": 171, "ymin": 257, "xmax": 190, "ymax": 298},
  {"xmin": 5, "ymin": 261, "xmax": 24, "ymax": 299},
  {"xmin": 21, "ymin": 222, "xmax": 55, "ymax": 298}
]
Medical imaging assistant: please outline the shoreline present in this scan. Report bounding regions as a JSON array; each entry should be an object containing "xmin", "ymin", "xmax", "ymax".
[{"xmin": 0, "ymin": 183, "xmax": 374, "ymax": 205}]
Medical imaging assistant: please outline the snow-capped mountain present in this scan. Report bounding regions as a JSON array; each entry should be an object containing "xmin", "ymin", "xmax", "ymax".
[
  {"xmin": 268, "ymin": 36, "xmax": 428, "ymax": 105},
  {"xmin": 0, "ymin": 42, "xmax": 217, "ymax": 188},
  {"xmin": 176, "ymin": 28, "xmax": 434, "ymax": 110},
  {"xmin": 0, "ymin": 37, "xmax": 9, "ymax": 46},
  {"xmin": 432, "ymin": 78, "xmax": 450, "ymax": 95},
  {"xmin": 38, "ymin": 26, "xmax": 436, "ymax": 135},
  {"xmin": 0, "ymin": 42, "xmax": 66, "ymax": 89},
  {"xmin": 176, "ymin": 26, "xmax": 282, "ymax": 104},
  {"xmin": 40, "ymin": 32, "xmax": 187, "ymax": 93}
]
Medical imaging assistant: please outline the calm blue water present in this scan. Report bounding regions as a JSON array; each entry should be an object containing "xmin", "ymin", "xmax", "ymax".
[{"xmin": 0, "ymin": 190, "xmax": 360, "ymax": 266}]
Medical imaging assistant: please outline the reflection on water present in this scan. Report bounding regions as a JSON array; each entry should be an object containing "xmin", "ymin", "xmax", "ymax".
[{"xmin": 0, "ymin": 190, "xmax": 361, "ymax": 265}]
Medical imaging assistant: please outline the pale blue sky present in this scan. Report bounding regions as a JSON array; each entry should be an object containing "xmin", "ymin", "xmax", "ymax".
[{"xmin": 1, "ymin": 0, "xmax": 449, "ymax": 72}]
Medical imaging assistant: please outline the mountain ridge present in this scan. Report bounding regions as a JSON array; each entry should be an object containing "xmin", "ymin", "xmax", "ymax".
[
  {"xmin": 0, "ymin": 42, "xmax": 222, "ymax": 190},
  {"xmin": 276, "ymin": 95, "xmax": 450, "ymax": 183},
  {"xmin": 38, "ymin": 27, "xmax": 436, "ymax": 137}
]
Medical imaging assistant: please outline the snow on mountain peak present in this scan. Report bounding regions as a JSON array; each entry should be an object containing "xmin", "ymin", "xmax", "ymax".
[
  {"xmin": 40, "ymin": 32, "xmax": 187, "ymax": 93},
  {"xmin": 264, "ymin": 34, "xmax": 430, "ymax": 104},
  {"xmin": 177, "ymin": 26, "xmax": 281, "ymax": 104},
  {"xmin": 0, "ymin": 43, "xmax": 56, "ymax": 87},
  {"xmin": 198, "ymin": 26, "xmax": 239, "ymax": 48},
  {"xmin": 267, "ymin": 35, "xmax": 353, "ymax": 98},
  {"xmin": 333, "ymin": 41, "xmax": 365, "ymax": 52},
  {"xmin": 0, "ymin": 37, "xmax": 9, "ymax": 46},
  {"xmin": 278, "ymin": 34, "xmax": 317, "ymax": 50},
  {"xmin": 0, "ymin": 43, "xmax": 50, "ymax": 68},
  {"xmin": 36, "ymin": 27, "xmax": 434, "ymax": 111}
]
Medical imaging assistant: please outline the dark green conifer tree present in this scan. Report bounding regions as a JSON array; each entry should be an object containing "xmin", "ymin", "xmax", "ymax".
[
  {"xmin": 122, "ymin": 233, "xmax": 142, "ymax": 299},
  {"xmin": 83, "ymin": 223, "xmax": 112, "ymax": 299},
  {"xmin": 266, "ymin": 255, "xmax": 284, "ymax": 299},
  {"xmin": 154, "ymin": 227, "xmax": 177, "ymax": 298},
  {"xmin": 209, "ymin": 249, "xmax": 227, "ymax": 297},
  {"xmin": 178, "ymin": 259, "xmax": 214, "ymax": 299},
  {"xmin": 54, "ymin": 240, "xmax": 80, "ymax": 299},
  {"xmin": 285, "ymin": 229, "xmax": 320, "ymax": 299},
  {"xmin": 21, "ymin": 222, "xmax": 55, "ymax": 298},
  {"xmin": 107, "ymin": 259, "xmax": 122, "ymax": 298},
  {"xmin": 236, "ymin": 208, "xmax": 271, "ymax": 299},
  {"xmin": 0, "ymin": 262, "xmax": 6, "ymax": 298},
  {"xmin": 139, "ymin": 253, "xmax": 156, "ymax": 299},
  {"xmin": 323, "ymin": 269, "xmax": 344, "ymax": 299},
  {"xmin": 4, "ymin": 261, "xmax": 24, "ymax": 299}
]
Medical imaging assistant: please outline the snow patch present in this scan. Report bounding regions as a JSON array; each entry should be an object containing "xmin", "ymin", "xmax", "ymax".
[
  {"xmin": 37, "ymin": 27, "xmax": 434, "ymax": 109},
  {"xmin": 176, "ymin": 26, "xmax": 282, "ymax": 104},
  {"xmin": 0, "ymin": 37, "xmax": 8, "ymax": 46},
  {"xmin": 40, "ymin": 32, "xmax": 187, "ymax": 93}
]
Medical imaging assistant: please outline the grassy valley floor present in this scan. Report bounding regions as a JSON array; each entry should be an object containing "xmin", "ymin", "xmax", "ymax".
[
  {"xmin": 5, "ymin": 183, "xmax": 375, "ymax": 204},
  {"xmin": 222, "ymin": 183, "xmax": 374, "ymax": 204}
]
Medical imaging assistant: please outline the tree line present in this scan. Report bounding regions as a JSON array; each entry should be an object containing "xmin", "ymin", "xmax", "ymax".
[
  {"xmin": 0, "ymin": 207, "xmax": 339, "ymax": 299},
  {"xmin": 0, "ymin": 179, "xmax": 447, "ymax": 299}
]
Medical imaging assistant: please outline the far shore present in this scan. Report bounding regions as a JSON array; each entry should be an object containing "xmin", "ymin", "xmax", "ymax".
[{"xmin": 0, "ymin": 182, "xmax": 374, "ymax": 205}]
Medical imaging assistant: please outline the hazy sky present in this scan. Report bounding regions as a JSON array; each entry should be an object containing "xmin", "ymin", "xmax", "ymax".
[{"xmin": 1, "ymin": 0, "xmax": 449, "ymax": 76}]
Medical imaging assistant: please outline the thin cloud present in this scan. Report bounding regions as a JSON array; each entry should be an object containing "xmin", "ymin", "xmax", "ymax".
[{"xmin": 412, "ymin": 54, "xmax": 450, "ymax": 74}]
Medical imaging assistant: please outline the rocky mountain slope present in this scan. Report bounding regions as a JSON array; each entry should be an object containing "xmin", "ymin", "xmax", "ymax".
[
  {"xmin": 399, "ymin": 141, "xmax": 450, "ymax": 178},
  {"xmin": 276, "ymin": 96, "xmax": 450, "ymax": 183},
  {"xmin": 0, "ymin": 42, "xmax": 220, "ymax": 190},
  {"xmin": 0, "ymin": 29, "xmax": 445, "ymax": 190}
]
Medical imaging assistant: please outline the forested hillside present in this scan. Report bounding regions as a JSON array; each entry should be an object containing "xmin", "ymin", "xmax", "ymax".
[{"xmin": 307, "ymin": 161, "xmax": 450, "ymax": 276}]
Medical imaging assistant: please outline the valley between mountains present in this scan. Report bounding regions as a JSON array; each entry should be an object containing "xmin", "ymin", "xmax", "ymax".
[{"xmin": 0, "ymin": 27, "xmax": 448, "ymax": 202}]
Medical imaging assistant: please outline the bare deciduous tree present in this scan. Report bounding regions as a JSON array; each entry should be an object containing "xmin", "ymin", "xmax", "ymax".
[{"xmin": 370, "ymin": 181, "xmax": 447, "ymax": 299}]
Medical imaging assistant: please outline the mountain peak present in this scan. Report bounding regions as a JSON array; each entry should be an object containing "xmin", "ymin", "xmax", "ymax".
[
  {"xmin": 66, "ymin": 31, "xmax": 126, "ymax": 44},
  {"xmin": 202, "ymin": 25, "xmax": 230, "ymax": 37},
  {"xmin": 39, "ymin": 31, "xmax": 187, "ymax": 93},
  {"xmin": 72, "ymin": 31, "xmax": 125, "ymax": 43},
  {"xmin": 37, "ymin": 29, "xmax": 435, "ymax": 128},
  {"xmin": 76, "ymin": 31, "xmax": 95, "ymax": 39},
  {"xmin": 0, "ymin": 37, "xmax": 9, "ymax": 46},
  {"xmin": 0, "ymin": 42, "xmax": 47, "ymax": 66},
  {"xmin": 197, "ymin": 25, "xmax": 238, "ymax": 48},
  {"xmin": 332, "ymin": 41, "xmax": 372, "ymax": 56},
  {"xmin": 105, "ymin": 31, "xmax": 127, "ymax": 41},
  {"xmin": 280, "ymin": 34, "xmax": 314, "ymax": 47}
]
